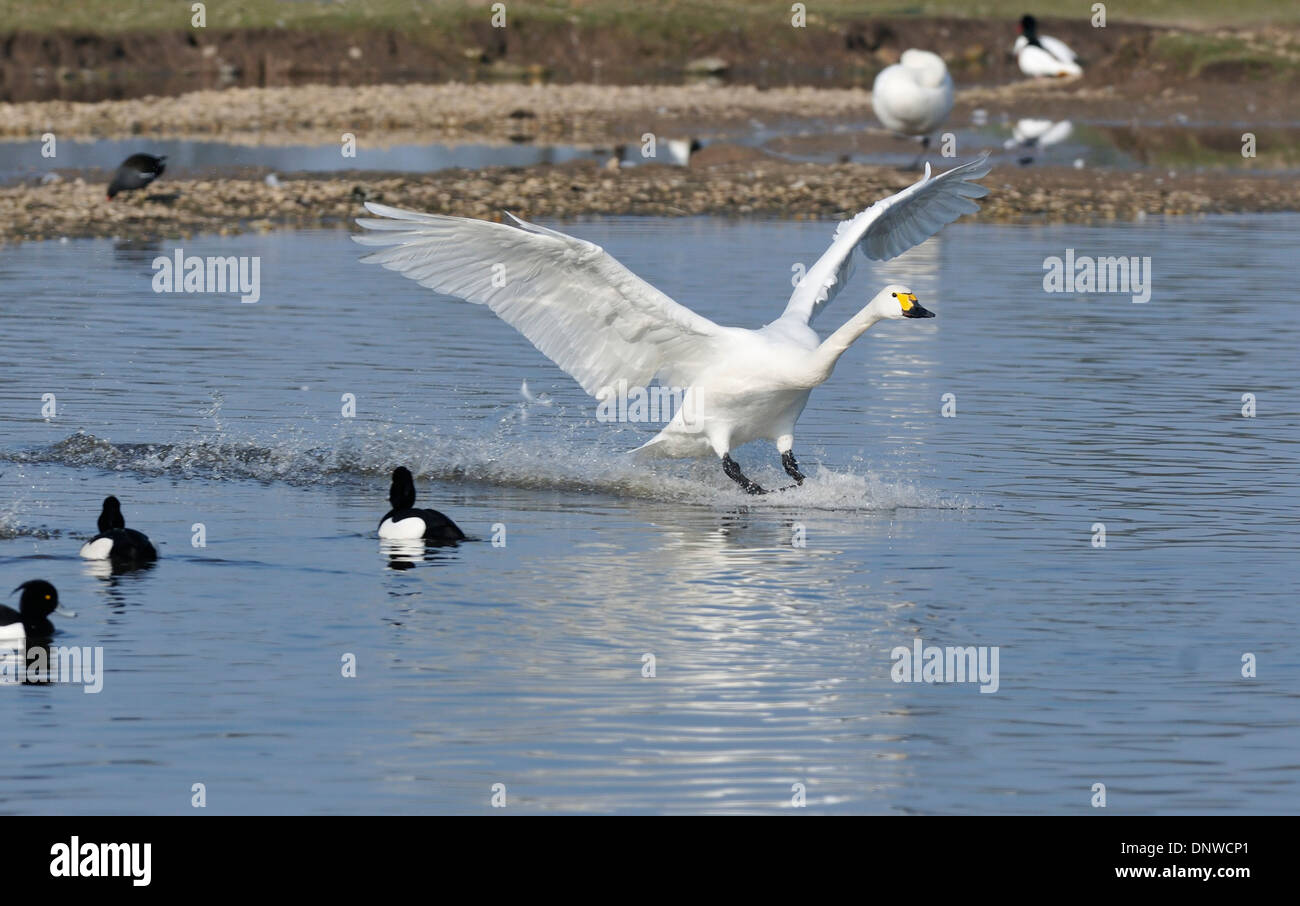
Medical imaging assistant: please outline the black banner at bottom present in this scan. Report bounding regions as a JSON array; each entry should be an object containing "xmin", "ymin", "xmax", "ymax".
[{"xmin": 0, "ymin": 815, "xmax": 1278, "ymax": 891}]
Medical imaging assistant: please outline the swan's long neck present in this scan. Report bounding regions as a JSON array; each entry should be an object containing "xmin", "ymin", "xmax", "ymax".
[{"xmin": 808, "ymin": 302, "xmax": 885, "ymax": 384}]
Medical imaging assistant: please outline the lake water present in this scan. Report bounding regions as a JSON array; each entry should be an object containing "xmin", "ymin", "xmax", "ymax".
[
  {"xmin": 1, "ymin": 214, "xmax": 1298, "ymax": 814},
  {"xmin": 7, "ymin": 117, "xmax": 1296, "ymax": 188},
  {"xmin": 0, "ymin": 137, "xmax": 618, "ymax": 186}
]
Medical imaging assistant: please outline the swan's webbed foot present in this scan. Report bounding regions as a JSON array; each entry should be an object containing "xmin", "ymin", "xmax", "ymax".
[
  {"xmin": 722, "ymin": 453, "xmax": 766, "ymax": 495},
  {"xmin": 781, "ymin": 451, "xmax": 805, "ymax": 485}
]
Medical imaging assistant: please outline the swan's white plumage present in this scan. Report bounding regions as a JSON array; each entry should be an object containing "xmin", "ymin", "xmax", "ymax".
[
  {"xmin": 354, "ymin": 156, "xmax": 990, "ymax": 467},
  {"xmin": 354, "ymin": 205, "xmax": 724, "ymax": 393},
  {"xmin": 871, "ymin": 49, "xmax": 954, "ymax": 138},
  {"xmin": 781, "ymin": 153, "xmax": 990, "ymax": 325}
]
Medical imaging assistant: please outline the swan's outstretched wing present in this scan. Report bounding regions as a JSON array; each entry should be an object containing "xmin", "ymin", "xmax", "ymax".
[
  {"xmin": 781, "ymin": 153, "xmax": 991, "ymax": 325},
  {"xmin": 353, "ymin": 204, "xmax": 725, "ymax": 394}
]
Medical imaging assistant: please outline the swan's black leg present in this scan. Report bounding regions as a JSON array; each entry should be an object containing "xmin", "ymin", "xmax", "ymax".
[
  {"xmin": 781, "ymin": 451, "xmax": 805, "ymax": 485},
  {"xmin": 722, "ymin": 454, "xmax": 765, "ymax": 495},
  {"xmin": 907, "ymin": 135, "xmax": 931, "ymax": 171}
]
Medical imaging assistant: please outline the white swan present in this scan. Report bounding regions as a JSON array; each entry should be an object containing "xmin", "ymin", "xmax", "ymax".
[
  {"xmin": 1014, "ymin": 14, "xmax": 1082, "ymax": 78},
  {"xmin": 353, "ymin": 154, "xmax": 990, "ymax": 494},
  {"xmin": 872, "ymin": 49, "xmax": 954, "ymax": 162}
]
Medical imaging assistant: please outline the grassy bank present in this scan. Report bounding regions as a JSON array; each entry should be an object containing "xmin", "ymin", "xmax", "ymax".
[
  {"xmin": 2, "ymin": 2, "xmax": 1297, "ymax": 106},
  {"xmin": 3, "ymin": 0, "xmax": 1300, "ymax": 33}
]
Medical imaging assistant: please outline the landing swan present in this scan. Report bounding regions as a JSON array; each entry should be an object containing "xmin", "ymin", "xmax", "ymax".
[{"xmin": 353, "ymin": 154, "xmax": 990, "ymax": 494}]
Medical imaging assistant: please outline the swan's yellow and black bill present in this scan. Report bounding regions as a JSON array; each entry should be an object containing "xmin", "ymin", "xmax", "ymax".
[{"xmin": 898, "ymin": 292, "xmax": 935, "ymax": 319}]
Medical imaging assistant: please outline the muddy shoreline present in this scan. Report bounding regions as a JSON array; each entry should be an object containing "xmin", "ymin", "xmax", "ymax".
[
  {"xmin": 5, "ymin": 159, "xmax": 1295, "ymax": 245},
  {"xmin": 2, "ymin": 76, "xmax": 1294, "ymax": 152},
  {"xmin": 3, "ymin": 12, "xmax": 1297, "ymax": 243},
  {"xmin": 2, "ymin": 82, "xmax": 874, "ymax": 144}
]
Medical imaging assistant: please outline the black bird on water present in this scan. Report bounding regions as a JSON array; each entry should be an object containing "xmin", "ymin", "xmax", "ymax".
[
  {"xmin": 0, "ymin": 580, "xmax": 62, "ymax": 643},
  {"xmin": 378, "ymin": 467, "xmax": 466, "ymax": 544},
  {"xmin": 107, "ymin": 153, "xmax": 167, "ymax": 201},
  {"xmin": 79, "ymin": 496, "xmax": 158, "ymax": 566}
]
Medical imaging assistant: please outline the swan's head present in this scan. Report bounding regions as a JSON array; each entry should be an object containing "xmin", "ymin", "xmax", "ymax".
[{"xmin": 875, "ymin": 284, "xmax": 935, "ymax": 320}]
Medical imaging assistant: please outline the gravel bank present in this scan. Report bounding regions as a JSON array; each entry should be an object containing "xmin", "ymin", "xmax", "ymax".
[
  {"xmin": 1, "ymin": 83, "xmax": 877, "ymax": 145},
  {"xmin": 5, "ymin": 159, "xmax": 1295, "ymax": 244}
]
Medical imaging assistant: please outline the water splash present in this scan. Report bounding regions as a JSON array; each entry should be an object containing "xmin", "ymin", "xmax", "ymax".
[
  {"xmin": 1, "ymin": 430, "xmax": 966, "ymax": 512},
  {"xmin": 0, "ymin": 502, "xmax": 61, "ymax": 541}
]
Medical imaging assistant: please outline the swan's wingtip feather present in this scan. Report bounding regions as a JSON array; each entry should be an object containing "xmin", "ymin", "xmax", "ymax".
[
  {"xmin": 363, "ymin": 201, "xmax": 404, "ymax": 217},
  {"xmin": 362, "ymin": 201, "xmax": 451, "ymax": 223},
  {"xmin": 959, "ymin": 151, "xmax": 993, "ymax": 179}
]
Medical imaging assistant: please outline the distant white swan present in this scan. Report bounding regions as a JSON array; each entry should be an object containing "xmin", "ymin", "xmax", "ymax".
[
  {"xmin": 872, "ymin": 49, "xmax": 954, "ymax": 163},
  {"xmin": 354, "ymin": 154, "xmax": 990, "ymax": 494},
  {"xmin": 1014, "ymin": 14, "xmax": 1082, "ymax": 78}
]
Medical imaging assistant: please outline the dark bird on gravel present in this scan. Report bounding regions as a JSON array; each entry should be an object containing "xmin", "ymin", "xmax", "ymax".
[{"xmin": 107, "ymin": 153, "xmax": 167, "ymax": 201}]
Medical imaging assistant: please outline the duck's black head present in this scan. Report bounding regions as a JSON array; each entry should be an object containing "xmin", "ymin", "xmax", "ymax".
[
  {"xmin": 98, "ymin": 495, "xmax": 125, "ymax": 533},
  {"xmin": 1019, "ymin": 14, "xmax": 1038, "ymax": 37},
  {"xmin": 389, "ymin": 467, "xmax": 417, "ymax": 510},
  {"xmin": 14, "ymin": 580, "xmax": 59, "ymax": 621}
]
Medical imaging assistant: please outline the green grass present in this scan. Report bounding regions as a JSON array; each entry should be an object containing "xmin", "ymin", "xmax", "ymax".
[
  {"xmin": 2, "ymin": 0, "xmax": 1299, "ymax": 34},
  {"xmin": 1151, "ymin": 32, "xmax": 1300, "ymax": 77}
]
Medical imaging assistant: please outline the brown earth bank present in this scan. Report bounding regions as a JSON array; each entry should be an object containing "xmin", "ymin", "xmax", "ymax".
[
  {"xmin": 4, "ymin": 158, "xmax": 1294, "ymax": 244},
  {"xmin": 2, "ymin": 16, "xmax": 1297, "ymax": 103}
]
